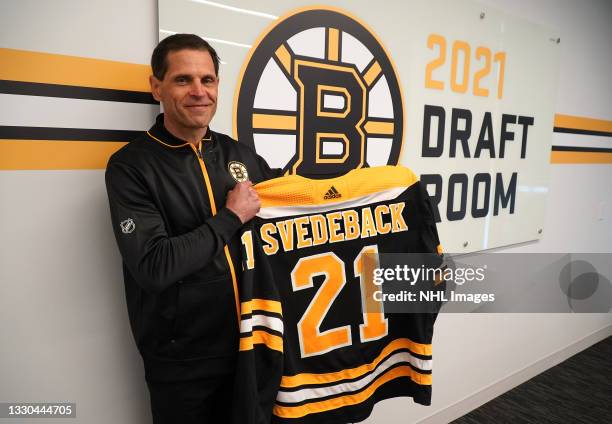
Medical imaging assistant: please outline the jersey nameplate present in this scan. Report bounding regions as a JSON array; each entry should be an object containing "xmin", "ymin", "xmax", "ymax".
[{"xmin": 258, "ymin": 202, "xmax": 408, "ymax": 255}]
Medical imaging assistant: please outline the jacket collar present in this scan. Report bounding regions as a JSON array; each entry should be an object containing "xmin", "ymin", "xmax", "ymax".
[{"xmin": 147, "ymin": 113, "xmax": 213, "ymax": 148}]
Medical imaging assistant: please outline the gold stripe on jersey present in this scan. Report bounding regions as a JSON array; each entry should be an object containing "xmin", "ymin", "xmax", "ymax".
[
  {"xmin": 276, "ymin": 349, "xmax": 432, "ymax": 405},
  {"xmin": 240, "ymin": 330, "xmax": 284, "ymax": 353},
  {"xmin": 280, "ymin": 338, "xmax": 431, "ymax": 388},
  {"xmin": 255, "ymin": 165, "xmax": 418, "ymax": 209},
  {"xmin": 241, "ymin": 299, "xmax": 283, "ymax": 315},
  {"xmin": 273, "ymin": 365, "xmax": 427, "ymax": 419}
]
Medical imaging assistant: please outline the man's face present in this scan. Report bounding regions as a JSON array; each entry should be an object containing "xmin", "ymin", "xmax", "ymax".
[{"xmin": 150, "ymin": 49, "xmax": 219, "ymax": 135}]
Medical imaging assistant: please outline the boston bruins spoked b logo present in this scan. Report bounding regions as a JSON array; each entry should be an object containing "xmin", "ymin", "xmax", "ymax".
[
  {"xmin": 228, "ymin": 161, "xmax": 249, "ymax": 182},
  {"xmin": 234, "ymin": 7, "xmax": 404, "ymax": 177}
]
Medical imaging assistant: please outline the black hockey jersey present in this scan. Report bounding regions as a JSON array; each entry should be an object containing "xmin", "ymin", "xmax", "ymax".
[{"xmin": 233, "ymin": 166, "xmax": 444, "ymax": 424}]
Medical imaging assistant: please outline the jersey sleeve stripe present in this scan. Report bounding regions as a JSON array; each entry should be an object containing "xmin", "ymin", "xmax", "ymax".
[
  {"xmin": 239, "ymin": 330, "xmax": 284, "ymax": 353},
  {"xmin": 241, "ymin": 299, "xmax": 283, "ymax": 315},
  {"xmin": 273, "ymin": 365, "xmax": 427, "ymax": 419},
  {"xmin": 276, "ymin": 350, "xmax": 432, "ymax": 404},
  {"xmin": 240, "ymin": 314, "xmax": 284, "ymax": 335},
  {"xmin": 280, "ymin": 338, "xmax": 432, "ymax": 388}
]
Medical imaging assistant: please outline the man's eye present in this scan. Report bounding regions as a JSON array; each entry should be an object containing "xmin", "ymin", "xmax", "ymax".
[{"xmin": 176, "ymin": 77, "xmax": 187, "ymax": 84}]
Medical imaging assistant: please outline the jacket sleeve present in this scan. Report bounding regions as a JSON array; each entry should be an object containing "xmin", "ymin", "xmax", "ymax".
[{"xmin": 105, "ymin": 160, "xmax": 243, "ymax": 294}]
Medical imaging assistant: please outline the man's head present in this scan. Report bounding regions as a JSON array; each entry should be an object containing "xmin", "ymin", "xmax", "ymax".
[
  {"xmin": 150, "ymin": 34, "xmax": 221, "ymax": 141},
  {"xmin": 151, "ymin": 33, "xmax": 220, "ymax": 79}
]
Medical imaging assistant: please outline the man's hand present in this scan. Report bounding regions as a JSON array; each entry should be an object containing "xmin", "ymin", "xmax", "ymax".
[{"xmin": 226, "ymin": 181, "xmax": 260, "ymax": 224}]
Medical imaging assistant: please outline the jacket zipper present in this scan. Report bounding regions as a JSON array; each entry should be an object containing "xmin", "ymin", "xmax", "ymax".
[{"xmin": 188, "ymin": 142, "xmax": 241, "ymax": 329}]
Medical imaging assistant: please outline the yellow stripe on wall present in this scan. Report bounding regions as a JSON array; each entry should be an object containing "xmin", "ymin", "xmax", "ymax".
[
  {"xmin": 550, "ymin": 150, "xmax": 612, "ymax": 164},
  {"xmin": 552, "ymin": 113, "xmax": 612, "ymax": 163},
  {"xmin": 0, "ymin": 48, "xmax": 151, "ymax": 92},
  {"xmin": 554, "ymin": 114, "xmax": 612, "ymax": 133},
  {"xmin": 0, "ymin": 140, "xmax": 126, "ymax": 170}
]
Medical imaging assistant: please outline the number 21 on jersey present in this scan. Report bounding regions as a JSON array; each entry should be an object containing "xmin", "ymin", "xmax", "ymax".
[{"xmin": 242, "ymin": 231, "xmax": 388, "ymax": 358}]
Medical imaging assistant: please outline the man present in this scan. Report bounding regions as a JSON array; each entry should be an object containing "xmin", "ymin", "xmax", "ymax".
[{"xmin": 105, "ymin": 34, "xmax": 280, "ymax": 423}]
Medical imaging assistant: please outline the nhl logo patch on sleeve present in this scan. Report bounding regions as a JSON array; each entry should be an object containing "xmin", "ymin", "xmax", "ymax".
[{"xmin": 120, "ymin": 218, "xmax": 135, "ymax": 234}]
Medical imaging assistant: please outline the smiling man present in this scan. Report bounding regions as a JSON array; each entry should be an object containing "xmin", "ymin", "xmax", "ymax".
[{"xmin": 105, "ymin": 34, "xmax": 281, "ymax": 423}]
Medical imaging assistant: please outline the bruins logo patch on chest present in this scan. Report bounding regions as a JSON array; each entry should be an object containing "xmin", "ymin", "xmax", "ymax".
[{"xmin": 228, "ymin": 161, "xmax": 249, "ymax": 182}]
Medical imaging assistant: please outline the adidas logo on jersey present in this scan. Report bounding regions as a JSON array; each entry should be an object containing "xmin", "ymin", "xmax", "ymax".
[{"xmin": 324, "ymin": 186, "xmax": 342, "ymax": 200}]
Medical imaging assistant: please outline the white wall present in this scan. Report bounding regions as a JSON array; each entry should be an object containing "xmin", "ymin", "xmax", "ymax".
[
  {"xmin": 0, "ymin": 1, "xmax": 610, "ymax": 424},
  {"xmin": 0, "ymin": 1, "xmax": 158, "ymax": 423}
]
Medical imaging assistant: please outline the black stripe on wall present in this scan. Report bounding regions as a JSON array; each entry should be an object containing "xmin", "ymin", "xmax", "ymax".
[
  {"xmin": 0, "ymin": 80, "xmax": 158, "ymax": 105},
  {"xmin": 553, "ymin": 127, "xmax": 612, "ymax": 138},
  {"xmin": 252, "ymin": 108, "xmax": 298, "ymax": 117},
  {"xmin": 0, "ymin": 126, "xmax": 142, "ymax": 142},
  {"xmin": 551, "ymin": 145, "xmax": 612, "ymax": 153}
]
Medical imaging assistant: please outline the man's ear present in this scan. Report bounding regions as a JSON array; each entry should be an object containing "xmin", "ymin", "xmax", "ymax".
[{"xmin": 150, "ymin": 75, "xmax": 162, "ymax": 101}]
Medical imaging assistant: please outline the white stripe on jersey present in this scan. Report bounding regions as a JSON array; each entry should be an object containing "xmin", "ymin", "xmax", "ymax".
[
  {"xmin": 275, "ymin": 350, "xmax": 432, "ymax": 404},
  {"xmin": 240, "ymin": 314, "xmax": 284, "ymax": 335}
]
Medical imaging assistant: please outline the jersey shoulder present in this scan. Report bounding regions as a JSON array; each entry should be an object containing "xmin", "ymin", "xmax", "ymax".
[{"xmin": 254, "ymin": 165, "xmax": 419, "ymax": 211}]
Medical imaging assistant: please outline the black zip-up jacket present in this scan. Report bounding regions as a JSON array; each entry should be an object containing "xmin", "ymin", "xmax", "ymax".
[{"xmin": 105, "ymin": 114, "xmax": 281, "ymax": 382}]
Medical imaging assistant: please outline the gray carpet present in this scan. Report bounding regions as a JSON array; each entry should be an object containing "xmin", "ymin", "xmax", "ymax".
[{"xmin": 451, "ymin": 336, "xmax": 612, "ymax": 424}]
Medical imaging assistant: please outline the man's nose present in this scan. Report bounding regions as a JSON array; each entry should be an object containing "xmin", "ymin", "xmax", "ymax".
[{"xmin": 189, "ymin": 81, "xmax": 206, "ymax": 97}]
